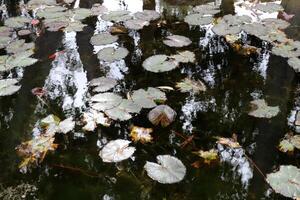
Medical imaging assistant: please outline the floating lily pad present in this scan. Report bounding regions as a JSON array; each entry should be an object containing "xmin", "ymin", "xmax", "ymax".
[
  {"xmin": 18, "ymin": 29, "xmax": 32, "ymax": 36},
  {"xmin": 91, "ymin": 4, "xmax": 108, "ymax": 16},
  {"xmin": 99, "ymin": 139, "xmax": 136, "ymax": 163},
  {"xmin": 27, "ymin": 0, "xmax": 57, "ymax": 8},
  {"xmin": 4, "ymin": 16, "xmax": 31, "ymax": 29},
  {"xmin": 288, "ymin": 57, "xmax": 300, "ymax": 72},
  {"xmin": 90, "ymin": 92, "xmax": 122, "ymax": 111},
  {"xmin": 0, "ymin": 26, "xmax": 13, "ymax": 37},
  {"xmin": 89, "ymin": 77, "xmax": 117, "ymax": 93},
  {"xmin": 82, "ymin": 109, "xmax": 111, "ymax": 131},
  {"xmin": 6, "ymin": 39, "xmax": 34, "ymax": 54},
  {"xmin": 69, "ymin": 8, "xmax": 92, "ymax": 20},
  {"xmin": 266, "ymin": 165, "xmax": 300, "ymax": 199},
  {"xmin": 0, "ymin": 51, "xmax": 38, "ymax": 72},
  {"xmin": 130, "ymin": 126, "xmax": 153, "ymax": 143},
  {"xmin": 212, "ymin": 22, "xmax": 241, "ymax": 36},
  {"xmin": 36, "ymin": 7, "xmax": 67, "ymax": 20},
  {"xmin": 262, "ymin": 18, "xmax": 290, "ymax": 30},
  {"xmin": 184, "ymin": 14, "xmax": 213, "ymax": 26},
  {"xmin": 176, "ymin": 78, "xmax": 206, "ymax": 93},
  {"xmin": 134, "ymin": 10, "xmax": 160, "ymax": 21},
  {"xmin": 148, "ymin": 105, "xmax": 176, "ymax": 127},
  {"xmin": 272, "ymin": 43, "xmax": 300, "ymax": 58},
  {"xmin": 0, "ymin": 78, "xmax": 21, "ymax": 96},
  {"xmin": 124, "ymin": 19, "xmax": 149, "ymax": 30},
  {"xmin": 255, "ymin": 2, "xmax": 283, "ymax": 13},
  {"xmin": 45, "ymin": 20, "xmax": 69, "ymax": 32},
  {"xmin": 65, "ymin": 21, "xmax": 87, "ymax": 32},
  {"xmin": 163, "ymin": 35, "xmax": 192, "ymax": 48},
  {"xmin": 222, "ymin": 14, "xmax": 252, "ymax": 26},
  {"xmin": 132, "ymin": 87, "xmax": 166, "ymax": 109},
  {"xmin": 192, "ymin": 4, "xmax": 220, "ymax": 15},
  {"xmin": 142, "ymin": 55, "xmax": 178, "ymax": 73},
  {"xmin": 97, "ymin": 47, "xmax": 129, "ymax": 62},
  {"xmin": 101, "ymin": 10, "xmax": 132, "ymax": 22},
  {"xmin": 90, "ymin": 33, "xmax": 118, "ymax": 46},
  {"xmin": 241, "ymin": 23, "xmax": 270, "ymax": 38},
  {"xmin": 144, "ymin": 155, "xmax": 186, "ymax": 184},
  {"xmin": 0, "ymin": 36, "xmax": 11, "ymax": 49},
  {"xmin": 259, "ymin": 30, "xmax": 288, "ymax": 43},
  {"xmin": 216, "ymin": 137, "xmax": 241, "ymax": 148},
  {"xmin": 58, "ymin": 117, "xmax": 75, "ymax": 134},
  {"xmin": 170, "ymin": 51, "xmax": 196, "ymax": 63},
  {"xmin": 248, "ymin": 99, "xmax": 279, "ymax": 118}
]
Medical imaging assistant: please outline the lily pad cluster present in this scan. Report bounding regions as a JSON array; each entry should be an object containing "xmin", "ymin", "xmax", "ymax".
[{"xmin": 184, "ymin": 4, "xmax": 220, "ymax": 26}]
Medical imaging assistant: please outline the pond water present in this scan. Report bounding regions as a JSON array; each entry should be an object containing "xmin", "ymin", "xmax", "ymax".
[{"xmin": 0, "ymin": 0, "xmax": 300, "ymax": 199}]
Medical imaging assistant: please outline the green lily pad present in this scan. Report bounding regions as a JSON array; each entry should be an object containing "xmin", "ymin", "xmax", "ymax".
[
  {"xmin": 212, "ymin": 22, "xmax": 241, "ymax": 36},
  {"xmin": 0, "ymin": 51, "xmax": 38, "ymax": 72},
  {"xmin": 104, "ymin": 99, "xmax": 141, "ymax": 121},
  {"xmin": 36, "ymin": 7, "xmax": 67, "ymax": 20},
  {"xmin": 262, "ymin": 18, "xmax": 290, "ymax": 30},
  {"xmin": 0, "ymin": 78, "xmax": 21, "ymax": 96},
  {"xmin": 288, "ymin": 57, "xmax": 300, "ymax": 72},
  {"xmin": 222, "ymin": 14, "xmax": 252, "ymax": 26},
  {"xmin": 27, "ymin": 0, "xmax": 57, "ymax": 8},
  {"xmin": 163, "ymin": 35, "xmax": 192, "ymax": 48},
  {"xmin": 134, "ymin": 10, "xmax": 160, "ymax": 21},
  {"xmin": 6, "ymin": 39, "xmax": 35, "ymax": 54},
  {"xmin": 90, "ymin": 33, "xmax": 118, "ymax": 46},
  {"xmin": 90, "ymin": 92, "xmax": 122, "ymax": 111},
  {"xmin": 101, "ymin": 10, "xmax": 132, "ymax": 22},
  {"xmin": 279, "ymin": 139, "xmax": 295, "ymax": 153},
  {"xmin": 124, "ymin": 19, "xmax": 149, "ymax": 30},
  {"xmin": 45, "ymin": 20, "xmax": 69, "ymax": 32},
  {"xmin": 69, "ymin": 8, "xmax": 92, "ymax": 20},
  {"xmin": 176, "ymin": 78, "xmax": 206, "ymax": 93},
  {"xmin": 18, "ymin": 29, "xmax": 32, "ymax": 36},
  {"xmin": 91, "ymin": 4, "xmax": 108, "ymax": 16},
  {"xmin": 248, "ymin": 99, "xmax": 279, "ymax": 118},
  {"xmin": 148, "ymin": 105, "xmax": 177, "ymax": 127},
  {"xmin": 132, "ymin": 87, "xmax": 166, "ymax": 109},
  {"xmin": 255, "ymin": 2, "xmax": 283, "ymax": 13},
  {"xmin": 65, "ymin": 21, "xmax": 87, "ymax": 32},
  {"xmin": 0, "ymin": 36, "xmax": 11, "ymax": 49},
  {"xmin": 142, "ymin": 55, "xmax": 178, "ymax": 73},
  {"xmin": 0, "ymin": 26, "xmax": 13, "ymax": 37},
  {"xmin": 266, "ymin": 165, "xmax": 300, "ymax": 199},
  {"xmin": 170, "ymin": 51, "xmax": 195, "ymax": 63},
  {"xmin": 97, "ymin": 47, "xmax": 129, "ymax": 62},
  {"xmin": 4, "ymin": 16, "xmax": 31, "ymax": 29},
  {"xmin": 259, "ymin": 30, "xmax": 287, "ymax": 43},
  {"xmin": 192, "ymin": 4, "xmax": 220, "ymax": 15},
  {"xmin": 184, "ymin": 14, "xmax": 213, "ymax": 26},
  {"xmin": 89, "ymin": 77, "xmax": 117, "ymax": 93},
  {"xmin": 272, "ymin": 43, "xmax": 300, "ymax": 58},
  {"xmin": 241, "ymin": 23, "xmax": 270, "ymax": 38}
]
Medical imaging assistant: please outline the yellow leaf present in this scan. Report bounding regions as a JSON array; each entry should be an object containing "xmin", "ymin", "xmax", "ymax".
[
  {"xmin": 130, "ymin": 126, "xmax": 153, "ymax": 144},
  {"xmin": 193, "ymin": 149, "xmax": 218, "ymax": 164}
]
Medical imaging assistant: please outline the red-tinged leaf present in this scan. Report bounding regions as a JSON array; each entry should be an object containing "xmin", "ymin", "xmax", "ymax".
[
  {"xmin": 48, "ymin": 51, "xmax": 64, "ymax": 60},
  {"xmin": 278, "ymin": 11, "xmax": 294, "ymax": 22},
  {"xmin": 31, "ymin": 87, "xmax": 46, "ymax": 97},
  {"xmin": 31, "ymin": 19, "xmax": 40, "ymax": 26}
]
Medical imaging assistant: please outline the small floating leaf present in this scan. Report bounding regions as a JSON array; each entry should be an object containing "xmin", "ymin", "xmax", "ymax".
[
  {"xmin": 288, "ymin": 57, "xmax": 300, "ymax": 72},
  {"xmin": 65, "ymin": 21, "xmax": 87, "ymax": 32},
  {"xmin": 101, "ymin": 10, "xmax": 132, "ymax": 22},
  {"xmin": 176, "ymin": 78, "xmax": 206, "ymax": 93},
  {"xmin": 82, "ymin": 109, "xmax": 111, "ymax": 131},
  {"xmin": 97, "ymin": 47, "xmax": 129, "ymax": 62},
  {"xmin": 90, "ymin": 92, "xmax": 122, "ymax": 111},
  {"xmin": 91, "ymin": 4, "xmax": 108, "ymax": 16},
  {"xmin": 0, "ymin": 36, "xmax": 11, "ymax": 49},
  {"xmin": 4, "ymin": 16, "xmax": 31, "ymax": 28},
  {"xmin": 279, "ymin": 139, "xmax": 294, "ymax": 153},
  {"xmin": 1, "ymin": 51, "xmax": 38, "ymax": 72},
  {"xmin": 170, "ymin": 51, "xmax": 196, "ymax": 63},
  {"xmin": 0, "ymin": 78, "xmax": 21, "ymax": 96},
  {"xmin": 99, "ymin": 139, "xmax": 136, "ymax": 163},
  {"xmin": 248, "ymin": 99, "xmax": 279, "ymax": 118},
  {"xmin": 90, "ymin": 33, "xmax": 118, "ymax": 46},
  {"xmin": 130, "ymin": 126, "xmax": 153, "ymax": 143},
  {"xmin": 216, "ymin": 137, "xmax": 241, "ymax": 148},
  {"xmin": 89, "ymin": 76, "xmax": 117, "ymax": 93},
  {"xmin": 163, "ymin": 35, "xmax": 192, "ymax": 48},
  {"xmin": 132, "ymin": 87, "xmax": 166, "ymax": 109},
  {"xmin": 70, "ymin": 8, "xmax": 92, "ymax": 20},
  {"xmin": 255, "ymin": 2, "xmax": 283, "ymax": 13},
  {"xmin": 142, "ymin": 55, "xmax": 178, "ymax": 73},
  {"xmin": 6, "ymin": 39, "xmax": 34, "ymax": 54},
  {"xmin": 144, "ymin": 155, "xmax": 186, "ymax": 184},
  {"xmin": 192, "ymin": 4, "xmax": 220, "ymax": 15},
  {"xmin": 134, "ymin": 10, "xmax": 160, "ymax": 21},
  {"xmin": 266, "ymin": 165, "xmax": 300, "ymax": 199},
  {"xmin": 124, "ymin": 19, "xmax": 149, "ymax": 30},
  {"xmin": 184, "ymin": 14, "xmax": 213, "ymax": 26},
  {"xmin": 193, "ymin": 149, "xmax": 218, "ymax": 164},
  {"xmin": 148, "ymin": 105, "xmax": 177, "ymax": 127}
]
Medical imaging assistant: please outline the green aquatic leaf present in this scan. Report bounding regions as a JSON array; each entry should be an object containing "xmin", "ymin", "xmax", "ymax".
[
  {"xmin": 90, "ymin": 92, "xmax": 123, "ymax": 111},
  {"xmin": 176, "ymin": 78, "xmax": 206, "ymax": 93},
  {"xmin": 279, "ymin": 139, "xmax": 295, "ymax": 153},
  {"xmin": 248, "ymin": 99, "xmax": 279, "ymax": 118},
  {"xmin": 144, "ymin": 155, "xmax": 186, "ymax": 184},
  {"xmin": 89, "ymin": 76, "xmax": 117, "ymax": 93},
  {"xmin": 27, "ymin": 0, "xmax": 57, "ymax": 8},
  {"xmin": 97, "ymin": 47, "xmax": 129, "ymax": 62},
  {"xmin": 101, "ymin": 10, "xmax": 132, "ymax": 22},
  {"xmin": 0, "ymin": 26, "xmax": 13, "ymax": 37},
  {"xmin": 69, "ymin": 8, "xmax": 92, "ymax": 20},
  {"xmin": 148, "ymin": 105, "xmax": 176, "ymax": 127},
  {"xmin": 266, "ymin": 165, "xmax": 300, "ymax": 199},
  {"xmin": 65, "ymin": 21, "xmax": 87, "ymax": 32},
  {"xmin": 288, "ymin": 57, "xmax": 300, "ymax": 72},
  {"xmin": 4, "ymin": 16, "xmax": 31, "ymax": 29},
  {"xmin": 0, "ymin": 78, "xmax": 21, "ymax": 96},
  {"xmin": 0, "ymin": 36, "xmax": 11, "ymax": 49},
  {"xmin": 124, "ymin": 19, "xmax": 149, "ymax": 30},
  {"xmin": 45, "ymin": 20, "xmax": 69, "ymax": 32},
  {"xmin": 192, "ymin": 4, "xmax": 220, "ymax": 15},
  {"xmin": 142, "ymin": 54, "xmax": 178, "ymax": 73},
  {"xmin": 163, "ymin": 35, "xmax": 192, "ymax": 48},
  {"xmin": 134, "ymin": 10, "xmax": 160, "ymax": 21},
  {"xmin": 91, "ymin": 4, "xmax": 108, "ymax": 16},
  {"xmin": 255, "ymin": 2, "xmax": 283, "ymax": 13},
  {"xmin": 262, "ymin": 18, "xmax": 290, "ymax": 30},
  {"xmin": 6, "ymin": 39, "xmax": 35, "ymax": 54},
  {"xmin": 184, "ymin": 14, "xmax": 213, "ymax": 26},
  {"xmin": 90, "ymin": 33, "xmax": 118, "ymax": 46},
  {"xmin": 170, "ymin": 51, "xmax": 196, "ymax": 63},
  {"xmin": 212, "ymin": 21, "xmax": 241, "ymax": 36},
  {"xmin": 132, "ymin": 87, "xmax": 167, "ymax": 109},
  {"xmin": 0, "ymin": 51, "xmax": 37, "ymax": 72}
]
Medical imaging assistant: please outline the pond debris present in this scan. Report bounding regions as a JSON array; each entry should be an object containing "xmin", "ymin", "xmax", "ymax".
[
  {"xmin": 99, "ymin": 139, "xmax": 136, "ymax": 163},
  {"xmin": 266, "ymin": 165, "xmax": 300, "ymax": 199},
  {"xmin": 82, "ymin": 109, "xmax": 111, "ymax": 131},
  {"xmin": 176, "ymin": 78, "xmax": 206, "ymax": 94},
  {"xmin": 130, "ymin": 126, "xmax": 153, "ymax": 144},
  {"xmin": 279, "ymin": 133, "xmax": 300, "ymax": 153},
  {"xmin": 248, "ymin": 99, "xmax": 279, "ymax": 119},
  {"xmin": 193, "ymin": 149, "xmax": 219, "ymax": 165},
  {"xmin": 216, "ymin": 137, "xmax": 241, "ymax": 148},
  {"xmin": 0, "ymin": 79, "xmax": 21, "ymax": 97},
  {"xmin": 0, "ymin": 183, "xmax": 38, "ymax": 200},
  {"xmin": 163, "ymin": 35, "xmax": 192, "ymax": 48},
  {"xmin": 148, "ymin": 105, "xmax": 177, "ymax": 127},
  {"xmin": 144, "ymin": 155, "xmax": 186, "ymax": 184}
]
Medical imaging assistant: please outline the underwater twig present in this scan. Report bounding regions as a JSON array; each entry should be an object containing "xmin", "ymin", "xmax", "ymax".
[
  {"xmin": 52, "ymin": 164, "xmax": 102, "ymax": 178},
  {"xmin": 244, "ymin": 153, "xmax": 267, "ymax": 180}
]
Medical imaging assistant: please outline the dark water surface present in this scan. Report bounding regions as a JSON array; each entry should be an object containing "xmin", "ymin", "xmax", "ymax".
[{"xmin": 0, "ymin": 0, "xmax": 300, "ymax": 199}]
